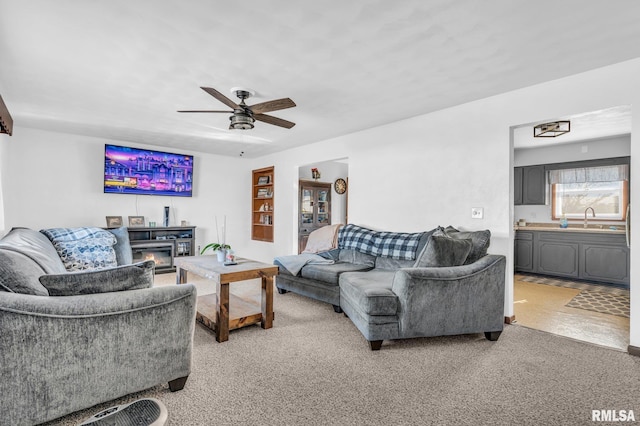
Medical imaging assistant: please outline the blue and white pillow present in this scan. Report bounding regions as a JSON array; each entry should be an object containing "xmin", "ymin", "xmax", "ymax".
[{"xmin": 41, "ymin": 227, "xmax": 118, "ymax": 272}]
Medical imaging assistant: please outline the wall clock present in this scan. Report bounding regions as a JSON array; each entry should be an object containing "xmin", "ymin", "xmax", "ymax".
[{"xmin": 334, "ymin": 178, "xmax": 347, "ymax": 194}]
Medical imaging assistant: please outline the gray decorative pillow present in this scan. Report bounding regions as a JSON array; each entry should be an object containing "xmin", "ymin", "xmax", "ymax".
[
  {"xmin": 39, "ymin": 260, "xmax": 155, "ymax": 296},
  {"xmin": 0, "ymin": 249, "xmax": 49, "ymax": 296},
  {"xmin": 413, "ymin": 235, "xmax": 472, "ymax": 268},
  {"xmin": 109, "ymin": 226, "xmax": 133, "ymax": 265},
  {"xmin": 442, "ymin": 227, "xmax": 491, "ymax": 264}
]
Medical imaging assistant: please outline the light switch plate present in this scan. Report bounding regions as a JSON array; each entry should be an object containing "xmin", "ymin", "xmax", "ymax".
[{"xmin": 471, "ymin": 207, "xmax": 483, "ymax": 219}]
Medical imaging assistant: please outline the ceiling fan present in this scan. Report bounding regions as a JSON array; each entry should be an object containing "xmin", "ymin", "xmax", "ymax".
[{"xmin": 178, "ymin": 87, "xmax": 296, "ymax": 130}]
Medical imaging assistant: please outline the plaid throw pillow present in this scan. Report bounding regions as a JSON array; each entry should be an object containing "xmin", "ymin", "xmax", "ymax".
[
  {"xmin": 338, "ymin": 224, "xmax": 424, "ymax": 260},
  {"xmin": 338, "ymin": 224, "xmax": 378, "ymax": 256},
  {"xmin": 41, "ymin": 227, "xmax": 112, "ymax": 242},
  {"xmin": 375, "ymin": 231, "xmax": 424, "ymax": 260}
]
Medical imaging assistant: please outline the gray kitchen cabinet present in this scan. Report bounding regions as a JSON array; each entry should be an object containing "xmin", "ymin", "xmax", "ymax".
[
  {"xmin": 514, "ymin": 230, "xmax": 629, "ymax": 288},
  {"xmin": 536, "ymin": 233, "xmax": 579, "ymax": 279},
  {"xmin": 514, "ymin": 167, "xmax": 523, "ymax": 205},
  {"xmin": 514, "ymin": 165, "xmax": 545, "ymax": 205},
  {"xmin": 521, "ymin": 165, "xmax": 546, "ymax": 205},
  {"xmin": 514, "ymin": 231, "xmax": 534, "ymax": 272},
  {"xmin": 580, "ymin": 241, "xmax": 630, "ymax": 285}
]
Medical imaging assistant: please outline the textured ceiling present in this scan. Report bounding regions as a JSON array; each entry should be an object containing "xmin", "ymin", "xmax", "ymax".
[
  {"xmin": 513, "ymin": 106, "xmax": 632, "ymax": 150},
  {"xmin": 1, "ymin": 1, "xmax": 639, "ymax": 157}
]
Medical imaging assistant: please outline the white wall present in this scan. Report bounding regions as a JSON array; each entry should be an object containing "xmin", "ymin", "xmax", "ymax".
[
  {"xmin": 0, "ymin": 127, "xmax": 250, "ymax": 255},
  {"xmin": 0, "ymin": 132, "xmax": 9, "ymax": 232},
  {"xmin": 514, "ymin": 135, "xmax": 631, "ymax": 224},
  {"xmin": 244, "ymin": 58, "xmax": 640, "ymax": 349}
]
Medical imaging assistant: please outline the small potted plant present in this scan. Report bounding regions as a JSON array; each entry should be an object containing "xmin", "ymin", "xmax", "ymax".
[
  {"xmin": 201, "ymin": 242, "xmax": 231, "ymax": 262},
  {"xmin": 201, "ymin": 216, "xmax": 230, "ymax": 262}
]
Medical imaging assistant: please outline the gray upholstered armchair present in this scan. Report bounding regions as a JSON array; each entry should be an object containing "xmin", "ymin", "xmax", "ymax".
[{"xmin": 0, "ymin": 228, "xmax": 197, "ymax": 425}]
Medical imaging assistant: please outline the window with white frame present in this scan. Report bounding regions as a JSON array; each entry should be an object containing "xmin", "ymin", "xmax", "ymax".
[{"xmin": 550, "ymin": 164, "xmax": 629, "ymax": 221}]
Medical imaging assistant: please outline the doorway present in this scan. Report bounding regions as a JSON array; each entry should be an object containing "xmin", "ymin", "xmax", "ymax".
[
  {"xmin": 511, "ymin": 106, "xmax": 631, "ymax": 351},
  {"xmin": 297, "ymin": 158, "xmax": 348, "ymax": 253}
]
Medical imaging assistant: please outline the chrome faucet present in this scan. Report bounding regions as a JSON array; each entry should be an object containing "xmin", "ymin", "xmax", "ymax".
[{"xmin": 584, "ymin": 207, "xmax": 595, "ymax": 228}]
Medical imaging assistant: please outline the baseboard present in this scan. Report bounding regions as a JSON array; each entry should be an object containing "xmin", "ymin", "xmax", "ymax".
[
  {"xmin": 628, "ymin": 345, "xmax": 640, "ymax": 357},
  {"xmin": 504, "ymin": 315, "xmax": 516, "ymax": 324}
]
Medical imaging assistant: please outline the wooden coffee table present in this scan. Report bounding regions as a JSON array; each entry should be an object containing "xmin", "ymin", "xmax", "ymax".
[{"xmin": 174, "ymin": 256, "xmax": 279, "ymax": 342}]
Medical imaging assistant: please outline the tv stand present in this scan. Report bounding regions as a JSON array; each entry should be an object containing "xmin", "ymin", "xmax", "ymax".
[{"xmin": 127, "ymin": 226, "xmax": 196, "ymax": 273}]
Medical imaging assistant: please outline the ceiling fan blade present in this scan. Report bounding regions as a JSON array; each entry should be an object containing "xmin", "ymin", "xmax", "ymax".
[
  {"xmin": 254, "ymin": 113, "xmax": 296, "ymax": 129},
  {"xmin": 177, "ymin": 110, "xmax": 232, "ymax": 113},
  {"xmin": 249, "ymin": 98, "xmax": 296, "ymax": 114},
  {"xmin": 200, "ymin": 87, "xmax": 239, "ymax": 109}
]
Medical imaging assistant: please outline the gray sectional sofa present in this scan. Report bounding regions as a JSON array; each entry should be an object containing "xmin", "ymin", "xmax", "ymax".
[
  {"xmin": 0, "ymin": 227, "xmax": 197, "ymax": 425},
  {"xmin": 275, "ymin": 224, "xmax": 506, "ymax": 350}
]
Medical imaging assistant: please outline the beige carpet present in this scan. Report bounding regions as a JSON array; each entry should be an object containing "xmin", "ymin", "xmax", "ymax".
[{"xmin": 43, "ymin": 277, "xmax": 640, "ymax": 426}]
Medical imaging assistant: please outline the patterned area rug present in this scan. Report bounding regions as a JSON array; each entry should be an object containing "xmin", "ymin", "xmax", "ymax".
[
  {"xmin": 566, "ymin": 290, "xmax": 630, "ymax": 318},
  {"xmin": 515, "ymin": 273, "xmax": 629, "ymax": 296},
  {"xmin": 515, "ymin": 273, "xmax": 630, "ymax": 318}
]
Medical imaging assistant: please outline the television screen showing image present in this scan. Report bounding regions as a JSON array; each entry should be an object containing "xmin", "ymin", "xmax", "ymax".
[{"xmin": 104, "ymin": 144, "xmax": 194, "ymax": 197}]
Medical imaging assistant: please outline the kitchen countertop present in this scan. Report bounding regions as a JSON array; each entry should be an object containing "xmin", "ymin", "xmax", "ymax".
[{"xmin": 514, "ymin": 222, "xmax": 626, "ymax": 235}]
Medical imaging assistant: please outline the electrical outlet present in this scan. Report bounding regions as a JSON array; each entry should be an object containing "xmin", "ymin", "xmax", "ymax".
[{"xmin": 471, "ymin": 207, "xmax": 483, "ymax": 219}]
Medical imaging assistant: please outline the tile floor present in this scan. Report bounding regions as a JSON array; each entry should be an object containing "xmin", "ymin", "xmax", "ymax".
[{"xmin": 513, "ymin": 275, "xmax": 629, "ymax": 351}]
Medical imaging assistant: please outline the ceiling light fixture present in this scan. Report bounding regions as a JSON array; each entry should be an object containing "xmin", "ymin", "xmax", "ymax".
[
  {"xmin": 229, "ymin": 111, "xmax": 255, "ymax": 130},
  {"xmin": 534, "ymin": 120, "xmax": 570, "ymax": 137},
  {"xmin": 229, "ymin": 88, "xmax": 255, "ymax": 130}
]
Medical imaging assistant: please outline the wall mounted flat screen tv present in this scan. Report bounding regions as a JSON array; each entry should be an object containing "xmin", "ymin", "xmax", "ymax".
[{"xmin": 104, "ymin": 144, "xmax": 194, "ymax": 197}]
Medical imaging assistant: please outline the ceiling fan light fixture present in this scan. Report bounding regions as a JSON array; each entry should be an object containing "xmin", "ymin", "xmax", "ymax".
[
  {"xmin": 180, "ymin": 86, "xmax": 296, "ymax": 130},
  {"xmin": 534, "ymin": 120, "xmax": 570, "ymax": 137},
  {"xmin": 229, "ymin": 113, "xmax": 255, "ymax": 130}
]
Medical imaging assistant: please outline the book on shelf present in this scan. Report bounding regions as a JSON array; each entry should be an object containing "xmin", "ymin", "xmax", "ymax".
[
  {"xmin": 256, "ymin": 188, "xmax": 273, "ymax": 198},
  {"xmin": 259, "ymin": 214, "xmax": 273, "ymax": 225}
]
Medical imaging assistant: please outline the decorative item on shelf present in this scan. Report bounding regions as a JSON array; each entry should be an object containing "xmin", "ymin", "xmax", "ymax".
[
  {"xmin": 334, "ymin": 178, "xmax": 347, "ymax": 194},
  {"xmin": 224, "ymin": 249, "xmax": 237, "ymax": 266},
  {"xmin": 560, "ymin": 214, "xmax": 569, "ymax": 228},
  {"xmin": 128, "ymin": 216, "xmax": 145, "ymax": 227},
  {"xmin": 311, "ymin": 168, "xmax": 321, "ymax": 180},
  {"xmin": 259, "ymin": 202, "xmax": 270, "ymax": 212},
  {"xmin": 163, "ymin": 206, "xmax": 170, "ymax": 227},
  {"xmin": 105, "ymin": 216, "xmax": 123, "ymax": 228},
  {"xmin": 257, "ymin": 175, "xmax": 270, "ymax": 185},
  {"xmin": 200, "ymin": 216, "xmax": 231, "ymax": 262},
  {"xmin": 534, "ymin": 120, "xmax": 570, "ymax": 137}
]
